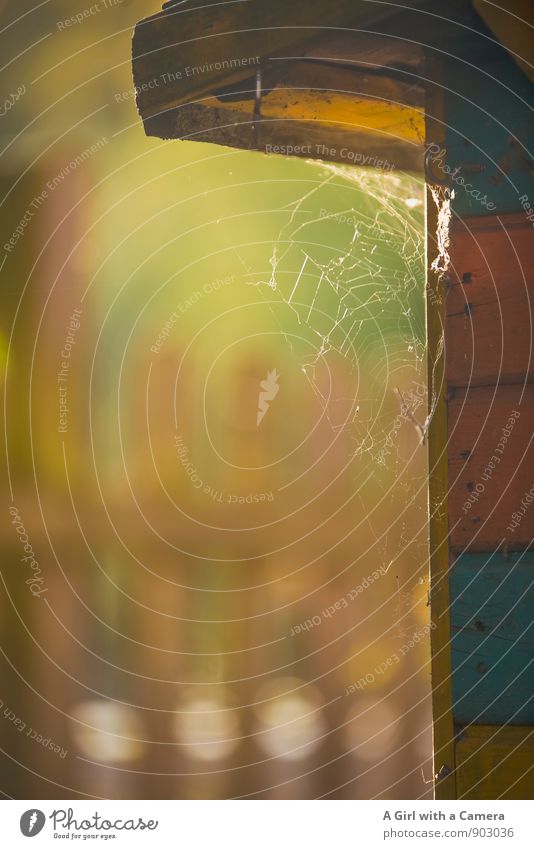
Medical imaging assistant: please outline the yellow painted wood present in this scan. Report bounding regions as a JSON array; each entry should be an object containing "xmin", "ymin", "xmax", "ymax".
[
  {"xmin": 139, "ymin": 58, "xmax": 424, "ymax": 171},
  {"xmin": 202, "ymin": 85, "xmax": 424, "ymax": 147},
  {"xmin": 164, "ymin": 97, "xmax": 422, "ymax": 172},
  {"xmin": 425, "ymin": 56, "xmax": 456, "ymax": 800},
  {"xmin": 456, "ymin": 726, "xmax": 534, "ymax": 799}
]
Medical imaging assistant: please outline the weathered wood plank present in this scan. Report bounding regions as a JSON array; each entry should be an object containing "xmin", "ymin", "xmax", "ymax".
[
  {"xmin": 456, "ymin": 725, "xmax": 534, "ymax": 799},
  {"xmin": 152, "ymin": 101, "xmax": 423, "ymax": 171},
  {"xmin": 451, "ymin": 552, "xmax": 534, "ymax": 725},
  {"xmin": 447, "ymin": 384, "xmax": 534, "ymax": 552},
  {"xmin": 136, "ymin": 44, "xmax": 424, "ymax": 168},
  {"xmin": 426, "ymin": 56, "xmax": 456, "ymax": 801},
  {"xmin": 144, "ymin": 60, "xmax": 425, "ymax": 169},
  {"xmin": 446, "ymin": 214, "xmax": 534, "ymax": 387},
  {"xmin": 302, "ymin": 31, "xmax": 424, "ymax": 72},
  {"xmin": 442, "ymin": 50, "xmax": 534, "ymax": 217},
  {"xmin": 132, "ymin": 0, "xmax": 422, "ymax": 119}
]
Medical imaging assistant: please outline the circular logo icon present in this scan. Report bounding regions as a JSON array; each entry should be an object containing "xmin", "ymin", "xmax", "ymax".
[{"xmin": 20, "ymin": 810, "xmax": 46, "ymax": 837}]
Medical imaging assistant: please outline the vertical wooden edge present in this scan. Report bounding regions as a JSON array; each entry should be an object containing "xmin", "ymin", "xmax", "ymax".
[{"xmin": 425, "ymin": 55, "xmax": 456, "ymax": 800}]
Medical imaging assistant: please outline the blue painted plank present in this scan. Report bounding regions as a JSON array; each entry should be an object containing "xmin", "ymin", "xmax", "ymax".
[
  {"xmin": 440, "ymin": 49, "xmax": 534, "ymax": 217},
  {"xmin": 450, "ymin": 551, "xmax": 534, "ymax": 725}
]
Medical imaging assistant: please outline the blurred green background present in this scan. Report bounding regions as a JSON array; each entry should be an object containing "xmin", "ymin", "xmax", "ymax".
[{"xmin": 0, "ymin": 0, "xmax": 431, "ymax": 800}]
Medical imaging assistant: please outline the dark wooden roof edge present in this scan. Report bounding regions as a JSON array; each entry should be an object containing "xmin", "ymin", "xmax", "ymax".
[
  {"xmin": 132, "ymin": 0, "xmax": 428, "ymax": 119},
  {"xmin": 130, "ymin": 0, "xmax": 528, "ymax": 171},
  {"xmin": 142, "ymin": 104, "xmax": 425, "ymax": 172}
]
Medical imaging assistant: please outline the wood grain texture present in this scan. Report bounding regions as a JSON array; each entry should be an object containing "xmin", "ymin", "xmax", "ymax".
[
  {"xmin": 451, "ymin": 552, "xmax": 534, "ymax": 725},
  {"xmin": 149, "ymin": 105, "xmax": 423, "ymax": 172},
  {"xmin": 446, "ymin": 214, "xmax": 534, "ymax": 387},
  {"xmin": 447, "ymin": 384, "xmax": 534, "ymax": 552},
  {"xmin": 442, "ymin": 49, "xmax": 534, "ymax": 218},
  {"xmin": 426, "ymin": 58, "xmax": 457, "ymax": 801},
  {"xmin": 132, "ymin": 1, "xmax": 421, "ymax": 119},
  {"xmin": 137, "ymin": 54, "xmax": 424, "ymax": 169},
  {"xmin": 302, "ymin": 31, "xmax": 424, "ymax": 71},
  {"xmin": 456, "ymin": 725, "xmax": 534, "ymax": 799},
  {"xmin": 143, "ymin": 69, "xmax": 424, "ymax": 170}
]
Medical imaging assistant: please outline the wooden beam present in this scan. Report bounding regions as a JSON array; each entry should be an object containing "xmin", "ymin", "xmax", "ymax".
[
  {"xmin": 132, "ymin": 0, "xmax": 422, "ymax": 120},
  {"xmin": 142, "ymin": 60, "xmax": 424, "ymax": 170},
  {"xmin": 425, "ymin": 57, "xmax": 457, "ymax": 801},
  {"xmin": 301, "ymin": 30, "xmax": 424, "ymax": 72}
]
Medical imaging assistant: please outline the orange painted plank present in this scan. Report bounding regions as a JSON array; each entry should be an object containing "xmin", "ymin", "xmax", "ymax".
[
  {"xmin": 446, "ymin": 214, "xmax": 534, "ymax": 387},
  {"xmin": 447, "ymin": 384, "xmax": 534, "ymax": 551}
]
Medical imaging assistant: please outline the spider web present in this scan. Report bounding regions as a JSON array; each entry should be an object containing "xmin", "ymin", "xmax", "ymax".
[{"xmin": 236, "ymin": 161, "xmax": 427, "ymax": 465}]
